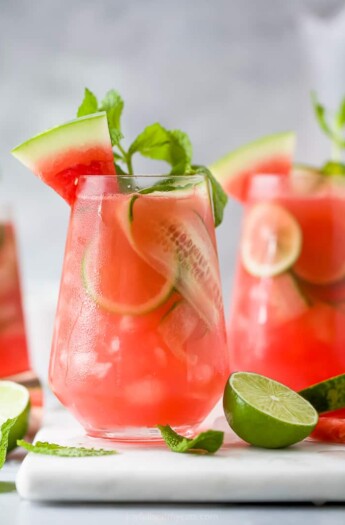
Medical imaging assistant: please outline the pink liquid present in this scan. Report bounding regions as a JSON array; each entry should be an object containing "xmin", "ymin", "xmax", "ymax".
[{"xmin": 50, "ymin": 178, "xmax": 229, "ymax": 438}]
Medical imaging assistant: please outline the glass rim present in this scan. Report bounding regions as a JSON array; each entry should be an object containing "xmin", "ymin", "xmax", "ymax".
[
  {"xmin": 77, "ymin": 173, "xmax": 205, "ymax": 180},
  {"xmin": 246, "ymin": 171, "xmax": 345, "ymax": 200}
]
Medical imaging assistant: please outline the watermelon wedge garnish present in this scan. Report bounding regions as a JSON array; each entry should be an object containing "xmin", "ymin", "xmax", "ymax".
[
  {"xmin": 210, "ymin": 132, "xmax": 296, "ymax": 201},
  {"xmin": 11, "ymin": 112, "xmax": 115, "ymax": 204}
]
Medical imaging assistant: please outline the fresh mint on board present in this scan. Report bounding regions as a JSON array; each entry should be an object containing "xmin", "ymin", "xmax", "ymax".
[
  {"xmin": 158, "ymin": 425, "xmax": 224, "ymax": 454},
  {"xmin": 0, "ymin": 418, "xmax": 16, "ymax": 469},
  {"xmin": 76, "ymin": 88, "xmax": 228, "ymax": 226},
  {"xmin": 17, "ymin": 440, "xmax": 117, "ymax": 457},
  {"xmin": 311, "ymin": 92, "xmax": 345, "ymax": 171}
]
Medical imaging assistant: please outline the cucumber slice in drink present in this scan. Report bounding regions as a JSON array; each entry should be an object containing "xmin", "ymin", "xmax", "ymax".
[
  {"xmin": 241, "ymin": 202, "xmax": 302, "ymax": 278},
  {"xmin": 223, "ymin": 372, "xmax": 318, "ymax": 448},
  {"xmin": 124, "ymin": 192, "xmax": 223, "ymax": 328}
]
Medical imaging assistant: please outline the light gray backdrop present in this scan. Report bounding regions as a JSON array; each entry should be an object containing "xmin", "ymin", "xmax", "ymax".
[{"xmin": 0, "ymin": 0, "xmax": 344, "ymax": 309}]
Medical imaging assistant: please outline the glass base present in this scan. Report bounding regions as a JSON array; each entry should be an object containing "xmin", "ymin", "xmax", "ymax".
[{"xmin": 86, "ymin": 423, "xmax": 201, "ymax": 444}]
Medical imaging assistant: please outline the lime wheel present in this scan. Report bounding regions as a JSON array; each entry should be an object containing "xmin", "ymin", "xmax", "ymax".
[{"xmin": 241, "ymin": 202, "xmax": 302, "ymax": 277}]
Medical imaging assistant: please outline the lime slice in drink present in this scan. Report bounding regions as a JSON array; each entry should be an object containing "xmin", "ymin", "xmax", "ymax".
[
  {"xmin": 241, "ymin": 202, "xmax": 302, "ymax": 278},
  {"xmin": 299, "ymin": 373, "xmax": 345, "ymax": 414},
  {"xmin": 0, "ymin": 381, "xmax": 30, "ymax": 452},
  {"xmin": 82, "ymin": 197, "xmax": 177, "ymax": 316},
  {"xmin": 223, "ymin": 372, "xmax": 318, "ymax": 448}
]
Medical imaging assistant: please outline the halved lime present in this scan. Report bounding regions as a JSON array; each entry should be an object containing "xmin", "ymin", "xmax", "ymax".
[
  {"xmin": 0, "ymin": 381, "xmax": 30, "ymax": 452},
  {"xmin": 223, "ymin": 372, "xmax": 318, "ymax": 448},
  {"xmin": 241, "ymin": 202, "xmax": 302, "ymax": 278}
]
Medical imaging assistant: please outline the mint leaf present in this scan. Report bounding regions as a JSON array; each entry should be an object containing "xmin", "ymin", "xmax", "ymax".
[
  {"xmin": 17, "ymin": 440, "xmax": 117, "ymax": 457},
  {"xmin": 0, "ymin": 418, "xmax": 17, "ymax": 469},
  {"xmin": 129, "ymin": 124, "xmax": 192, "ymax": 174},
  {"xmin": 99, "ymin": 90, "xmax": 124, "ymax": 146},
  {"xmin": 311, "ymin": 92, "xmax": 334, "ymax": 140},
  {"xmin": 311, "ymin": 92, "xmax": 345, "ymax": 160},
  {"xmin": 336, "ymin": 97, "xmax": 345, "ymax": 129},
  {"xmin": 158, "ymin": 425, "xmax": 224, "ymax": 454},
  {"xmin": 192, "ymin": 165, "xmax": 228, "ymax": 227},
  {"xmin": 129, "ymin": 123, "xmax": 170, "ymax": 158},
  {"xmin": 168, "ymin": 130, "xmax": 193, "ymax": 174},
  {"xmin": 322, "ymin": 161, "xmax": 345, "ymax": 176},
  {"xmin": 77, "ymin": 88, "xmax": 98, "ymax": 118}
]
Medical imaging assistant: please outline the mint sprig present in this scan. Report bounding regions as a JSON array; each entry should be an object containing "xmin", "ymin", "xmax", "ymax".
[
  {"xmin": 76, "ymin": 88, "xmax": 228, "ymax": 226},
  {"xmin": 17, "ymin": 440, "xmax": 117, "ymax": 457},
  {"xmin": 191, "ymin": 165, "xmax": 228, "ymax": 227},
  {"xmin": 158, "ymin": 425, "xmax": 224, "ymax": 454},
  {"xmin": 0, "ymin": 418, "xmax": 16, "ymax": 469},
  {"xmin": 312, "ymin": 92, "xmax": 345, "ymax": 170}
]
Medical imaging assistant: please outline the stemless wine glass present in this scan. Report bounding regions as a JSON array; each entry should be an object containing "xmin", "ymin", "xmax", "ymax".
[
  {"xmin": 49, "ymin": 174, "xmax": 229, "ymax": 441},
  {"xmin": 228, "ymin": 172, "xmax": 345, "ymax": 425},
  {"xmin": 0, "ymin": 205, "xmax": 30, "ymax": 378}
]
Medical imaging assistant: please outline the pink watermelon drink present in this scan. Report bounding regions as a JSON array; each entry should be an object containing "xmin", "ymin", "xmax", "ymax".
[
  {"xmin": 49, "ymin": 175, "xmax": 228, "ymax": 438},
  {"xmin": 11, "ymin": 88, "xmax": 229, "ymax": 441},
  {"xmin": 0, "ymin": 216, "xmax": 30, "ymax": 378},
  {"xmin": 228, "ymin": 173, "xmax": 345, "ymax": 409},
  {"xmin": 210, "ymin": 91, "xmax": 345, "ymax": 442}
]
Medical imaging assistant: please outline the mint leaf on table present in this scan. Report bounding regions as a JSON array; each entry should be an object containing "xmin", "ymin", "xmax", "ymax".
[
  {"xmin": 158, "ymin": 425, "xmax": 224, "ymax": 454},
  {"xmin": 17, "ymin": 440, "xmax": 117, "ymax": 457},
  {"xmin": 77, "ymin": 88, "xmax": 98, "ymax": 118},
  {"xmin": 0, "ymin": 418, "xmax": 17, "ymax": 469}
]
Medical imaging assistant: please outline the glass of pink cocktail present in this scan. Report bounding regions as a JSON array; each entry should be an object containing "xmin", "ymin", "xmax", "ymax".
[
  {"xmin": 49, "ymin": 174, "xmax": 229, "ymax": 441},
  {"xmin": 229, "ymin": 172, "xmax": 345, "ymax": 432},
  {"xmin": 0, "ymin": 206, "xmax": 30, "ymax": 379}
]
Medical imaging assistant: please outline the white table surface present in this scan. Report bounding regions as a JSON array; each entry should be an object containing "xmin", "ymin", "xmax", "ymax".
[{"xmin": 1, "ymin": 405, "xmax": 345, "ymax": 524}]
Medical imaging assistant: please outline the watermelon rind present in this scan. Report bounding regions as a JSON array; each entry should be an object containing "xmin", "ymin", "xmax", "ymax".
[
  {"xmin": 11, "ymin": 112, "xmax": 111, "ymax": 170},
  {"xmin": 299, "ymin": 374, "xmax": 345, "ymax": 414},
  {"xmin": 210, "ymin": 131, "xmax": 296, "ymax": 199}
]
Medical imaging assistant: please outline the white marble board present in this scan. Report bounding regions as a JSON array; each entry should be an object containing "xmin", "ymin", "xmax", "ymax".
[{"xmin": 16, "ymin": 423, "xmax": 345, "ymax": 503}]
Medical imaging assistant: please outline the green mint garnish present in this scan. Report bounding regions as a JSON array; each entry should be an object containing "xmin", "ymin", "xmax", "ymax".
[
  {"xmin": 17, "ymin": 440, "xmax": 117, "ymax": 457},
  {"xmin": 76, "ymin": 88, "xmax": 228, "ymax": 227},
  {"xmin": 77, "ymin": 87, "xmax": 98, "ymax": 118},
  {"xmin": 0, "ymin": 418, "xmax": 17, "ymax": 469},
  {"xmin": 191, "ymin": 165, "xmax": 228, "ymax": 227},
  {"xmin": 322, "ymin": 161, "xmax": 345, "ymax": 176},
  {"xmin": 312, "ymin": 92, "xmax": 345, "ymax": 167},
  {"xmin": 158, "ymin": 425, "xmax": 224, "ymax": 454}
]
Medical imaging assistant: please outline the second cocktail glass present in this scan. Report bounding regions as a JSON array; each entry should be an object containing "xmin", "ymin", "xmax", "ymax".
[
  {"xmin": 229, "ymin": 173, "xmax": 345, "ymax": 397},
  {"xmin": 49, "ymin": 174, "xmax": 229, "ymax": 440}
]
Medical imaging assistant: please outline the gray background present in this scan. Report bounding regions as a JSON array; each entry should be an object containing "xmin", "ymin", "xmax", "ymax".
[{"xmin": 1, "ymin": 0, "xmax": 344, "ymax": 307}]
